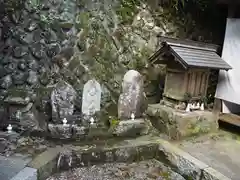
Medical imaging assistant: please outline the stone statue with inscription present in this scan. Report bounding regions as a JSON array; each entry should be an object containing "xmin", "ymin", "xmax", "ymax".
[
  {"xmin": 81, "ymin": 79, "xmax": 102, "ymax": 122},
  {"xmin": 114, "ymin": 70, "xmax": 150, "ymax": 137},
  {"xmin": 118, "ymin": 70, "xmax": 147, "ymax": 120}
]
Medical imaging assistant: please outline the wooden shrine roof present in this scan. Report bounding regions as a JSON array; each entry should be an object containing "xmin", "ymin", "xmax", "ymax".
[{"xmin": 149, "ymin": 36, "xmax": 232, "ymax": 70}]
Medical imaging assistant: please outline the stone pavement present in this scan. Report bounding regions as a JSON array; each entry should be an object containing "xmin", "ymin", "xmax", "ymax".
[
  {"xmin": 176, "ymin": 130, "xmax": 240, "ymax": 180},
  {"xmin": 0, "ymin": 155, "xmax": 33, "ymax": 180}
]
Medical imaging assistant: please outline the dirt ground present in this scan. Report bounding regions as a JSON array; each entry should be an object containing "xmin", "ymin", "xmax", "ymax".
[{"xmin": 176, "ymin": 130, "xmax": 240, "ymax": 180}]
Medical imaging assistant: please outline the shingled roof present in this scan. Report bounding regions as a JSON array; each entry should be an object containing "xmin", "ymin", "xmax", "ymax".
[{"xmin": 149, "ymin": 36, "xmax": 232, "ymax": 70}]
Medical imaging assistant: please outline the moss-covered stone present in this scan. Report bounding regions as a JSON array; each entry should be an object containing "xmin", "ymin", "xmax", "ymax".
[{"xmin": 147, "ymin": 104, "xmax": 218, "ymax": 140}]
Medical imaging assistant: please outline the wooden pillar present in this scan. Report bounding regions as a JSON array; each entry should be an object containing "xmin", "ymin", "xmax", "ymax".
[{"xmin": 213, "ymin": 98, "xmax": 222, "ymax": 123}]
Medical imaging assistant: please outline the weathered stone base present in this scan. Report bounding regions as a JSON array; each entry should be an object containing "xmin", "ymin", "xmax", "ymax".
[
  {"xmin": 111, "ymin": 119, "xmax": 151, "ymax": 137},
  {"xmin": 48, "ymin": 124, "xmax": 73, "ymax": 139},
  {"xmin": 6, "ymin": 136, "xmax": 228, "ymax": 180},
  {"xmin": 47, "ymin": 119, "xmax": 151, "ymax": 140},
  {"xmin": 47, "ymin": 123, "xmax": 115, "ymax": 140},
  {"xmin": 146, "ymin": 104, "xmax": 218, "ymax": 140}
]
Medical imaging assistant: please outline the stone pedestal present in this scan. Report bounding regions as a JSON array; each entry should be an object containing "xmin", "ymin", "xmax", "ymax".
[
  {"xmin": 112, "ymin": 119, "xmax": 151, "ymax": 137},
  {"xmin": 72, "ymin": 125, "xmax": 88, "ymax": 140},
  {"xmin": 87, "ymin": 125, "xmax": 112, "ymax": 139},
  {"xmin": 147, "ymin": 104, "xmax": 218, "ymax": 140},
  {"xmin": 48, "ymin": 124, "xmax": 72, "ymax": 139}
]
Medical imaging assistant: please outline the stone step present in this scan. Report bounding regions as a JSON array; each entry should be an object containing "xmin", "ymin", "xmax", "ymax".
[
  {"xmin": 0, "ymin": 155, "xmax": 32, "ymax": 180},
  {"xmin": 10, "ymin": 167, "xmax": 37, "ymax": 180}
]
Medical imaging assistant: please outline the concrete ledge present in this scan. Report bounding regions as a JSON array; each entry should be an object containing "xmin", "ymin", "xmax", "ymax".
[
  {"xmin": 10, "ymin": 167, "xmax": 37, "ymax": 180},
  {"xmin": 27, "ymin": 146, "xmax": 63, "ymax": 180},
  {"xmin": 157, "ymin": 139, "xmax": 207, "ymax": 179},
  {"xmin": 202, "ymin": 167, "xmax": 232, "ymax": 180},
  {"xmin": 156, "ymin": 139, "xmax": 231, "ymax": 180}
]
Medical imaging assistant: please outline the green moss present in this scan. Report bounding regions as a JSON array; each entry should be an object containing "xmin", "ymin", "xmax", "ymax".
[
  {"xmin": 116, "ymin": 0, "xmax": 140, "ymax": 24},
  {"xmin": 76, "ymin": 12, "xmax": 91, "ymax": 30},
  {"xmin": 109, "ymin": 118, "xmax": 120, "ymax": 128},
  {"xmin": 187, "ymin": 121, "xmax": 211, "ymax": 137},
  {"xmin": 190, "ymin": 124, "xmax": 201, "ymax": 135},
  {"xmin": 159, "ymin": 171, "xmax": 171, "ymax": 180}
]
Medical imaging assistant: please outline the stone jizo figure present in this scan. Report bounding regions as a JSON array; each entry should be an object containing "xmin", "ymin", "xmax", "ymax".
[
  {"xmin": 118, "ymin": 70, "xmax": 147, "ymax": 120},
  {"xmin": 51, "ymin": 80, "xmax": 77, "ymax": 123},
  {"xmin": 81, "ymin": 79, "xmax": 102, "ymax": 117}
]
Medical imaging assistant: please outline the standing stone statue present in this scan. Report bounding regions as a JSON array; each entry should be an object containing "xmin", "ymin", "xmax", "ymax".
[
  {"xmin": 51, "ymin": 80, "xmax": 77, "ymax": 123},
  {"xmin": 81, "ymin": 79, "xmax": 102, "ymax": 117},
  {"xmin": 118, "ymin": 70, "xmax": 147, "ymax": 120}
]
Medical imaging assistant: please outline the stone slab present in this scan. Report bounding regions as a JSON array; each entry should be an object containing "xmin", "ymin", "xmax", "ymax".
[
  {"xmin": 0, "ymin": 155, "xmax": 31, "ymax": 180},
  {"xmin": 202, "ymin": 167, "xmax": 232, "ymax": 180},
  {"xmin": 157, "ymin": 139, "xmax": 208, "ymax": 180},
  {"xmin": 10, "ymin": 167, "xmax": 37, "ymax": 180},
  {"xmin": 56, "ymin": 137, "xmax": 159, "ymax": 171},
  {"xmin": 112, "ymin": 118, "xmax": 150, "ymax": 137},
  {"xmin": 147, "ymin": 104, "xmax": 218, "ymax": 140},
  {"xmin": 28, "ymin": 146, "xmax": 63, "ymax": 180},
  {"xmin": 157, "ymin": 138, "xmax": 231, "ymax": 180},
  {"xmin": 177, "ymin": 131, "xmax": 240, "ymax": 180}
]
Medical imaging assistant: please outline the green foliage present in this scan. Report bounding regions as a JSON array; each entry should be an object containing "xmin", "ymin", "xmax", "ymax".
[
  {"xmin": 168, "ymin": 0, "xmax": 212, "ymax": 11},
  {"xmin": 116, "ymin": 0, "xmax": 141, "ymax": 24},
  {"xmin": 109, "ymin": 117, "xmax": 120, "ymax": 128},
  {"xmin": 200, "ymin": 95, "xmax": 207, "ymax": 104},
  {"xmin": 184, "ymin": 92, "xmax": 192, "ymax": 102},
  {"xmin": 76, "ymin": 12, "xmax": 91, "ymax": 30}
]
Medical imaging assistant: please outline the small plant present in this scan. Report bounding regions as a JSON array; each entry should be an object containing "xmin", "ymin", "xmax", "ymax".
[
  {"xmin": 109, "ymin": 117, "xmax": 120, "ymax": 128},
  {"xmin": 200, "ymin": 95, "xmax": 207, "ymax": 104}
]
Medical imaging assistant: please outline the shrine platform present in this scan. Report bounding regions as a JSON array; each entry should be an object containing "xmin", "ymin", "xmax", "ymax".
[{"xmin": 146, "ymin": 103, "xmax": 218, "ymax": 140}]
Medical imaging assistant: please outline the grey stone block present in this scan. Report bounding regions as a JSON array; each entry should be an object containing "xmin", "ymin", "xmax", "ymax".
[
  {"xmin": 202, "ymin": 167, "xmax": 232, "ymax": 180},
  {"xmin": 157, "ymin": 139, "xmax": 208, "ymax": 180},
  {"xmin": 112, "ymin": 119, "xmax": 150, "ymax": 137},
  {"xmin": 10, "ymin": 167, "xmax": 37, "ymax": 180},
  {"xmin": 0, "ymin": 155, "xmax": 31, "ymax": 180}
]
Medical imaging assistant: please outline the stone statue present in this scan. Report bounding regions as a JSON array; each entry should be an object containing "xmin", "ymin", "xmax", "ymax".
[
  {"xmin": 118, "ymin": 70, "xmax": 147, "ymax": 120},
  {"xmin": 51, "ymin": 80, "xmax": 77, "ymax": 123}
]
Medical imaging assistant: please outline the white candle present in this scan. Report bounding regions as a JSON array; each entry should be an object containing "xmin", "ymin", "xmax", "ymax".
[
  {"xmin": 131, "ymin": 113, "xmax": 135, "ymax": 120},
  {"xmin": 7, "ymin": 124, "xmax": 12, "ymax": 133},
  {"xmin": 62, "ymin": 118, "xmax": 67, "ymax": 126},
  {"xmin": 196, "ymin": 102, "xmax": 200, "ymax": 109},
  {"xmin": 90, "ymin": 117, "xmax": 94, "ymax": 125},
  {"xmin": 185, "ymin": 103, "xmax": 191, "ymax": 112}
]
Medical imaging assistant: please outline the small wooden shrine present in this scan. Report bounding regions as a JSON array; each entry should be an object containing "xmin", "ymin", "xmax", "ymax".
[{"xmin": 149, "ymin": 36, "xmax": 232, "ymax": 104}]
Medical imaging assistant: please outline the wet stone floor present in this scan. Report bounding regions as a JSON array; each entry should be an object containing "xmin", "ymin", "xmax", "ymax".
[{"xmin": 47, "ymin": 159, "xmax": 185, "ymax": 180}]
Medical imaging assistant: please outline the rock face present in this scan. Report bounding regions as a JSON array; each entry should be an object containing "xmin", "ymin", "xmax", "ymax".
[
  {"xmin": 118, "ymin": 70, "xmax": 147, "ymax": 119},
  {"xmin": 0, "ymin": 0, "xmax": 226, "ymax": 133},
  {"xmin": 51, "ymin": 81, "xmax": 77, "ymax": 123}
]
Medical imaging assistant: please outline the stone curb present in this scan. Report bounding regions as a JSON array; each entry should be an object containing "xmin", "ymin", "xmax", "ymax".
[
  {"xmin": 10, "ymin": 167, "xmax": 37, "ymax": 180},
  {"xmin": 27, "ymin": 146, "xmax": 63, "ymax": 180},
  {"xmin": 156, "ymin": 139, "xmax": 231, "ymax": 180},
  {"xmin": 17, "ymin": 138, "xmax": 231, "ymax": 180}
]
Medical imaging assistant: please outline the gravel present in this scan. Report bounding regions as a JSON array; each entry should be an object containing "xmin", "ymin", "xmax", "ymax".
[{"xmin": 47, "ymin": 159, "xmax": 185, "ymax": 180}]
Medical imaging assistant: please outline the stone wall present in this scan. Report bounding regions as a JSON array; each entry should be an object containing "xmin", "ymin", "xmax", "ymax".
[{"xmin": 0, "ymin": 0, "xmax": 226, "ymax": 120}]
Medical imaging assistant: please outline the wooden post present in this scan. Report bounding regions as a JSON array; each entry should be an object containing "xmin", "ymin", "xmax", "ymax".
[{"xmin": 213, "ymin": 98, "xmax": 222, "ymax": 123}]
